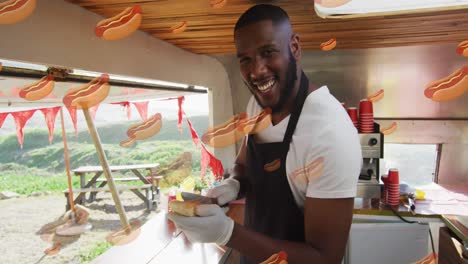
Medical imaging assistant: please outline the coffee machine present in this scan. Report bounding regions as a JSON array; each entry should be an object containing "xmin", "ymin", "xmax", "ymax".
[{"xmin": 356, "ymin": 122, "xmax": 384, "ymax": 198}]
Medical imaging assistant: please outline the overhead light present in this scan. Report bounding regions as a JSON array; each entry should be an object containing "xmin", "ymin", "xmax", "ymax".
[{"xmin": 314, "ymin": 0, "xmax": 468, "ymax": 18}]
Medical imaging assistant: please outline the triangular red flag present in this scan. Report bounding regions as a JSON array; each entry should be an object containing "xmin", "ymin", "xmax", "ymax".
[
  {"xmin": 65, "ymin": 105, "xmax": 78, "ymax": 135},
  {"xmin": 133, "ymin": 101, "xmax": 148, "ymax": 121},
  {"xmin": 11, "ymin": 109, "xmax": 37, "ymax": 148},
  {"xmin": 201, "ymin": 144, "xmax": 224, "ymax": 180},
  {"xmin": 177, "ymin": 96, "xmax": 185, "ymax": 133},
  {"xmin": 0, "ymin": 112, "xmax": 9, "ymax": 128},
  {"xmin": 89, "ymin": 104, "xmax": 100, "ymax": 121},
  {"xmin": 185, "ymin": 116, "xmax": 199, "ymax": 148},
  {"xmin": 111, "ymin": 101, "xmax": 131, "ymax": 120},
  {"xmin": 39, "ymin": 107, "xmax": 61, "ymax": 144}
]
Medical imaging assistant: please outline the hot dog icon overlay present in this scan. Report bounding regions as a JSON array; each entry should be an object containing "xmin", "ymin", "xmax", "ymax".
[
  {"xmin": 63, "ymin": 74, "xmax": 110, "ymax": 109},
  {"xmin": 320, "ymin": 38, "xmax": 337, "ymax": 51},
  {"xmin": 315, "ymin": 0, "xmax": 352, "ymax": 8},
  {"xmin": 289, "ymin": 157, "xmax": 325, "ymax": 185},
  {"xmin": 424, "ymin": 66, "xmax": 467, "ymax": 102},
  {"xmin": 170, "ymin": 21, "xmax": 187, "ymax": 34},
  {"xmin": 457, "ymin": 40, "xmax": 468, "ymax": 57},
  {"xmin": 237, "ymin": 108, "xmax": 272, "ymax": 135},
  {"xmin": 0, "ymin": 0, "xmax": 36, "ymax": 25},
  {"xmin": 210, "ymin": 0, "xmax": 227, "ymax": 9},
  {"xmin": 95, "ymin": 5, "xmax": 142, "ymax": 41},
  {"xmin": 260, "ymin": 251, "xmax": 288, "ymax": 264},
  {"xmin": 380, "ymin": 122, "xmax": 397, "ymax": 135},
  {"xmin": 201, "ymin": 112, "xmax": 247, "ymax": 148},
  {"xmin": 19, "ymin": 74, "xmax": 55, "ymax": 101},
  {"xmin": 367, "ymin": 89, "xmax": 384, "ymax": 103},
  {"xmin": 264, "ymin": 159, "xmax": 281, "ymax": 173},
  {"xmin": 120, "ymin": 113, "xmax": 162, "ymax": 148}
]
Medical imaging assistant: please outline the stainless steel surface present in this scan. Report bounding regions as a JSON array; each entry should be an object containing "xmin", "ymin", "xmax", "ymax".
[
  {"xmin": 356, "ymin": 183, "xmax": 381, "ymax": 199},
  {"xmin": 359, "ymin": 133, "xmax": 383, "ymax": 159}
]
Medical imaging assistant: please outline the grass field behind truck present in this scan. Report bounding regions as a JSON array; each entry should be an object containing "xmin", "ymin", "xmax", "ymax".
[{"xmin": 0, "ymin": 116, "xmax": 209, "ymax": 195}]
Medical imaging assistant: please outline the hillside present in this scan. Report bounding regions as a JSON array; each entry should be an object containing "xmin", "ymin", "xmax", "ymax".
[{"xmin": 0, "ymin": 116, "xmax": 209, "ymax": 173}]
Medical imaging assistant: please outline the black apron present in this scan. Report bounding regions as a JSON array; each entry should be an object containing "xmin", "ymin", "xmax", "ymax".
[{"xmin": 240, "ymin": 72, "xmax": 310, "ymax": 264}]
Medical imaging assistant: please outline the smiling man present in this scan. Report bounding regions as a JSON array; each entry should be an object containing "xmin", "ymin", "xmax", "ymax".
[{"xmin": 168, "ymin": 4, "xmax": 362, "ymax": 264}]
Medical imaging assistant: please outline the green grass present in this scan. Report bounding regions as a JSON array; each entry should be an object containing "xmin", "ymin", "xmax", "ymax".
[
  {"xmin": 79, "ymin": 241, "xmax": 112, "ymax": 263},
  {"xmin": 0, "ymin": 171, "xmax": 80, "ymax": 195}
]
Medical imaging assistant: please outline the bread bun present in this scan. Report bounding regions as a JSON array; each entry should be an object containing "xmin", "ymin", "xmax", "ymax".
[{"xmin": 169, "ymin": 200, "xmax": 200, "ymax": 217}]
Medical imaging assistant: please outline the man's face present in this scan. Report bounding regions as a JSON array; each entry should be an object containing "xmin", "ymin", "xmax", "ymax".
[{"xmin": 235, "ymin": 20, "xmax": 297, "ymax": 113}]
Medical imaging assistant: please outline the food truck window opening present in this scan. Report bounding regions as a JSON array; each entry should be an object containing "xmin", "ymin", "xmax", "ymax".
[{"xmin": 379, "ymin": 143, "xmax": 439, "ymax": 187}]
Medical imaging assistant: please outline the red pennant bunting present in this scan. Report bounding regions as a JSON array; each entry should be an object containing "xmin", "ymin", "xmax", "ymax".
[
  {"xmin": 111, "ymin": 101, "xmax": 132, "ymax": 120},
  {"xmin": 0, "ymin": 112, "xmax": 9, "ymax": 128},
  {"xmin": 89, "ymin": 104, "xmax": 100, "ymax": 121},
  {"xmin": 11, "ymin": 109, "xmax": 37, "ymax": 148},
  {"xmin": 185, "ymin": 116, "xmax": 199, "ymax": 148},
  {"xmin": 201, "ymin": 144, "xmax": 224, "ymax": 180},
  {"xmin": 65, "ymin": 106, "xmax": 78, "ymax": 135},
  {"xmin": 10, "ymin": 87, "xmax": 20, "ymax": 97},
  {"xmin": 177, "ymin": 96, "xmax": 185, "ymax": 133},
  {"xmin": 133, "ymin": 101, "xmax": 149, "ymax": 121},
  {"xmin": 39, "ymin": 107, "xmax": 61, "ymax": 144}
]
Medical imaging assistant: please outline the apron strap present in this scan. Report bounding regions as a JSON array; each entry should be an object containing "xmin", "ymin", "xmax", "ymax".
[{"xmin": 282, "ymin": 71, "xmax": 311, "ymax": 147}]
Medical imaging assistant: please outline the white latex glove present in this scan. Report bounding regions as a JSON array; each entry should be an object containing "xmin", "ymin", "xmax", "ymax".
[
  {"xmin": 206, "ymin": 178, "xmax": 240, "ymax": 206},
  {"xmin": 167, "ymin": 204, "xmax": 234, "ymax": 245}
]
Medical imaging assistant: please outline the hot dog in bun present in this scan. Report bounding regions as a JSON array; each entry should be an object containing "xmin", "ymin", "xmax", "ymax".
[
  {"xmin": 210, "ymin": 0, "xmax": 227, "ymax": 9},
  {"xmin": 424, "ymin": 66, "xmax": 467, "ymax": 102},
  {"xmin": 95, "ymin": 5, "xmax": 142, "ymax": 41},
  {"xmin": 238, "ymin": 108, "xmax": 272, "ymax": 135},
  {"xmin": 367, "ymin": 89, "xmax": 384, "ymax": 103},
  {"xmin": 201, "ymin": 112, "xmax": 247, "ymax": 148},
  {"xmin": 320, "ymin": 38, "xmax": 337, "ymax": 51},
  {"xmin": 457, "ymin": 40, "xmax": 468, "ymax": 57},
  {"xmin": 260, "ymin": 251, "xmax": 288, "ymax": 264},
  {"xmin": 126, "ymin": 113, "xmax": 162, "ymax": 140},
  {"xmin": 264, "ymin": 159, "xmax": 281, "ymax": 173},
  {"xmin": 63, "ymin": 74, "xmax": 110, "ymax": 109},
  {"xmin": 170, "ymin": 21, "xmax": 187, "ymax": 34},
  {"xmin": 0, "ymin": 0, "xmax": 36, "ymax": 25},
  {"xmin": 315, "ymin": 0, "xmax": 351, "ymax": 8},
  {"xmin": 19, "ymin": 74, "xmax": 54, "ymax": 101},
  {"xmin": 169, "ymin": 200, "xmax": 201, "ymax": 217},
  {"xmin": 380, "ymin": 122, "xmax": 397, "ymax": 135},
  {"xmin": 119, "ymin": 137, "xmax": 136, "ymax": 148}
]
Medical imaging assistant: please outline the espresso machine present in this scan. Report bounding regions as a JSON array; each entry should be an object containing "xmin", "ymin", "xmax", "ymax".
[{"xmin": 356, "ymin": 122, "xmax": 384, "ymax": 198}]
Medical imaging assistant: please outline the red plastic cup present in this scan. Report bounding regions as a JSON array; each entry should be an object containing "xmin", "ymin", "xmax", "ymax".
[
  {"xmin": 341, "ymin": 102, "xmax": 346, "ymax": 109},
  {"xmin": 388, "ymin": 168, "xmax": 399, "ymax": 184},
  {"xmin": 359, "ymin": 99, "xmax": 373, "ymax": 114},
  {"xmin": 386, "ymin": 168, "xmax": 400, "ymax": 206},
  {"xmin": 347, "ymin": 107, "xmax": 358, "ymax": 123}
]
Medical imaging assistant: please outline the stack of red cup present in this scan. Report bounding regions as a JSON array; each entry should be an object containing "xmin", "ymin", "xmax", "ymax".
[
  {"xmin": 386, "ymin": 168, "xmax": 400, "ymax": 206},
  {"xmin": 347, "ymin": 107, "xmax": 358, "ymax": 129},
  {"xmin": 359, "ymin": 99, "xmax": 374, "ymax": 133}
]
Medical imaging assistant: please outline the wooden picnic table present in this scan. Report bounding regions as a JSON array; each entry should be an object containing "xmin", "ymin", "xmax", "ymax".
[{"xmin": 65, "ymin": 164, "xmax": 161, "ymax": 211}]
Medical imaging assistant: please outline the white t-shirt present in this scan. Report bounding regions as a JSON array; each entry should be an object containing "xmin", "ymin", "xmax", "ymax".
[{"xmin": 246, "ymin": 86, "xmax": 362, "ymax": 209}]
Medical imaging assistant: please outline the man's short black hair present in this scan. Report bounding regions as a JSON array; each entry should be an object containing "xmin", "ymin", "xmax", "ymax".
[{"xmin": 234, "ymin": 4, "xmax": 290, "ymax": 32}]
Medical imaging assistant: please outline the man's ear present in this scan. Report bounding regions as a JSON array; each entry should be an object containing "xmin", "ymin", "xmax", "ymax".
[{"xmin": 290, "ymin": 33, "xmax": 301, "ymax": 61}]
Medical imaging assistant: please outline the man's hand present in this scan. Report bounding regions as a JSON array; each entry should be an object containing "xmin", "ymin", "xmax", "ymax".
[
  {"xmin": 206, "ymin": 178, "xmax": 240, "ymax": 205},
  {"xmin": 167, "ymin": 204, "xmax": 234, "ymax": 245}
]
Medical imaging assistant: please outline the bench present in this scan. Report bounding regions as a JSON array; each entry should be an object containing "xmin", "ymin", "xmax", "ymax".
[
  {"xmin": 64, "ymin": 184, "xmax": 154, "ymax": 211},
  {"xmin": 94, "ymin": 175, "xmax": 163, "ymax": 198}
]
